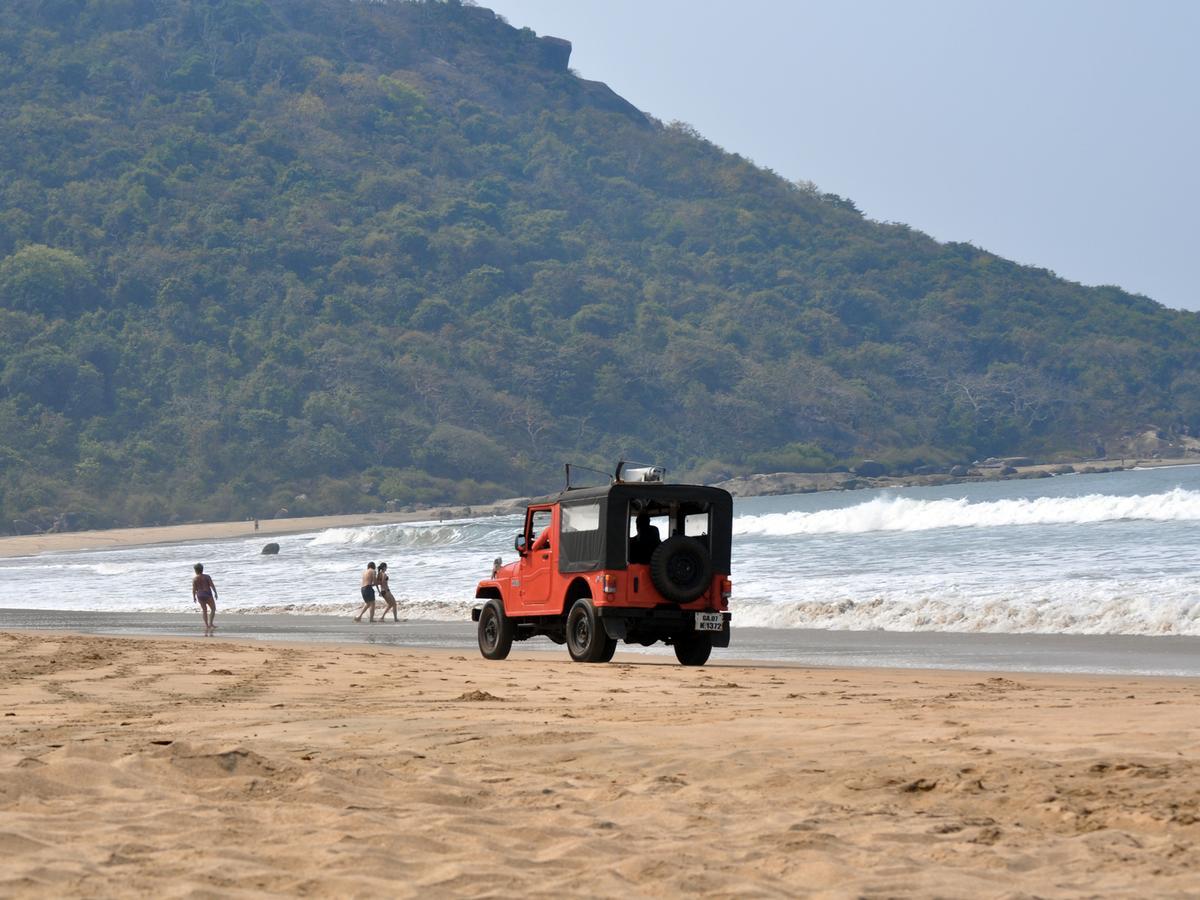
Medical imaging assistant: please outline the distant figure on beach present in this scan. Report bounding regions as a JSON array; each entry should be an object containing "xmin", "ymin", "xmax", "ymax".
[
  {"xmin": 377, "ymin": 562, "xmax": 398, "ymax": 622},
  {"xmin": 254, "ymin": 518, "xmax": 259, "ymax": 532},
  {"xmin": 192, "ymin": 563, "xmax": 218, "ymax": 635},
  {"xmin": 628, "ymin": 512, "xmax": 661, "ymax": 565},
  {"xmin": 354, "ymin": 562, "xmax": 377, "ymax": 622}
]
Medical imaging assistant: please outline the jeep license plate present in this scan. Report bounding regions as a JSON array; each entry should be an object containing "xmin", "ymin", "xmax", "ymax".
[{"xmin": 695, "ymin": 612, "xmax": 723, "ymax": 632}]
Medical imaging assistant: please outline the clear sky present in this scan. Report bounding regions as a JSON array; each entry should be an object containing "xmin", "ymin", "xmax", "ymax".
[{"xmin": 483, "ymin": 0, "xmax": 1199, "ymax": 311}]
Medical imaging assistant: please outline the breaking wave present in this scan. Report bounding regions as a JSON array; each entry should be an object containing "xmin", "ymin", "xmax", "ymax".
[
  {"xmin": 732, "ymin": 582, "xmax": 1200, "ymax": 636},
  {"xmin": 733, "ymin": 488, "xmax": 1200, "ymax": 536},
  {"xmin": 213, "ymin": 590, "xmax": 1200, "ymax": 636},
  {"xmin": 308, "ymin": 520, "xmax": 516, "ymax": 549}
]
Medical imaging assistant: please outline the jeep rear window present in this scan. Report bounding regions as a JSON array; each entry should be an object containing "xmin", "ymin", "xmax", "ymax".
[{"xmin": 684, "ymin": 512, "xmax": 710, "ymax": 536}]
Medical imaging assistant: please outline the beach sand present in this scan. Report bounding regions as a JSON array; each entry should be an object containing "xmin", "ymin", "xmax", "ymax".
[{"xmin": 1, "ymin": 632, "xmax": 1197, "ymax": 897}]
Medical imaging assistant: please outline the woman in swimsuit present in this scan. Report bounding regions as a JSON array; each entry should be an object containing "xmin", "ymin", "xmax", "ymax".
[
  {"xmin": 192, "ymin": 563, "xmax": 217, "ymax": 635},
  {"xmin": 377, "ymin": 562, "xmax": 398, "ymax": 622}
]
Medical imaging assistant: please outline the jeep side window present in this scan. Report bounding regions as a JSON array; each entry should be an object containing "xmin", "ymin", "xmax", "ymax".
[{"xmin": 529, "ymin": 508, "xmax": 552, "ymax": 552}]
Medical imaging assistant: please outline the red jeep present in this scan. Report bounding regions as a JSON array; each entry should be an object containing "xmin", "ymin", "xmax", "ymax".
[{"xmin": 472, "ymin": 467, "xmax": 733, "ymax": 665}]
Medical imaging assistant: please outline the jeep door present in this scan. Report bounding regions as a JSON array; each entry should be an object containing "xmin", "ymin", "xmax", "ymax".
[{"xmin": 518, "ymin": 506, "xmax": 554, "ymax": 610}]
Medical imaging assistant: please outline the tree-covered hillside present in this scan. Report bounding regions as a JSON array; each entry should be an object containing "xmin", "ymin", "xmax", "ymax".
[{"xmin": 1, "ymin": 0, "xmax": 1198, "ymax": 531}]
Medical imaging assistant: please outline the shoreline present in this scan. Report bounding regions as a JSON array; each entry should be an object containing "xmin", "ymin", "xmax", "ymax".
[
  {"xmin": 0, "ymin": 497, "xmax": 525, "ymax": 559},
  {"xmin": 5, "ymin": 626, "xmax": 1200, "ymax": 681},
  {"xmin": 1, "ymin": 630, "xmax": 1197, "ymax": 896},
  {"xmin": 2, "ymin": 455, "xmax": 1196, "ymax": 560},
  {"xmin": 4, "ymin": 613, "xmax": 1200, "ymax": 677}
]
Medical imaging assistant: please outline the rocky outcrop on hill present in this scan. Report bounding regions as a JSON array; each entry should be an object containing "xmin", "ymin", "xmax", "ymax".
[
  {"xmin": 1113, "ymin": 428, "xmax": 1200, "ymax": 460},
  {"xmin": 536, "ymin": 35, "xmax": 572, "ymax": 71}
]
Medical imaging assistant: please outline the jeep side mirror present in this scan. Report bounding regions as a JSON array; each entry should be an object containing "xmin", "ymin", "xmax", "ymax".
[{"xmin": 514, "ymin": 533, "xmax": 528, "ymax": 555}]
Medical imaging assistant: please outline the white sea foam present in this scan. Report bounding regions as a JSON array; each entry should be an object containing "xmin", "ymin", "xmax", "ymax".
[
  {"xmin": 733, "ymin": 488, "xmax": 1200, "ymax": 536},
  {"xmin": 217, "ymin": 586, "xmax": 1200, "ymax": 636},
  {"xmin": 308, "ymin": 521, "xmax": 514, "ymax": 548},
  {"xmin": 94, "ymin": 562, "xmax": 142, "ymax": 576},
  {"xmin": 231, "ymin": 598, "xmax": 474, "ymax": 619},
  {"xmin": 732, "ymin": 583, "xmax": 1200, "ymax": 636}
]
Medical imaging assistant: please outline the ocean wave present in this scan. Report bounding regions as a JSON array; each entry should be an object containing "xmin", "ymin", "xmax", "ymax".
[
  {"xmin": 88, "ymin": 598, "xmax": 477, "ymax": 619},
  {"xmin": 229, "ymin": 598, "xmax": 474, "ymax": 619},
  {"xmin": 15, "ymin": 590, "xmax": 1200, "ymax": 637},
  {"xmin": 0, "ymin": 560, "xmax": 143, "ymax": 576},
  {"xmin": 218, "ymin": 592, "xmax": 1200, "ymax": 635},
  {"xmin": 733, "ymin": 488, "xmax": 1200, "ymax": 536},
  {"xmin": 308, "ymin": 521, "xmax": 515, "ymax": 549},
  {"xmin": 731, "ymin": 589, "xmax": 1200, "ymax": 636},
  {"xmin": 94, "ymin": 562, "xmax": 143, "ymax": 576}
]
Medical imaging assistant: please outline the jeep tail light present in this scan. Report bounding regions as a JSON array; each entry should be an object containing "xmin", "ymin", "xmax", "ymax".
[
  {"xmin": 720, "ymin": 578, "xmax": 732, "ymax": 609},
  {"xmin": 600, "ymin": 574, "xmax": 618, "ymax": 594}
]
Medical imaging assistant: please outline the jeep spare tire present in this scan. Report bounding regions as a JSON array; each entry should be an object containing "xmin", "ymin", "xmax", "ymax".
[{"xmin": 649, "ymin": 536, "xmax": 712, "ymax": 603}]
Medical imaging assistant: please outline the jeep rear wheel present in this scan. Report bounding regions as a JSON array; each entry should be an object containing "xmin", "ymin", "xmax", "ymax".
[
  {"xmin": 673, "ymin": 633, "xmax": 712, "ymax": 666},
  {"xmin": 478, "ymin": 601, "xmax": 514, "ymax": 660},
  {"xmin": 650, "ymin": 536, "xmax": 713, "ymax": 603},
  {"xmin": 566, "ymin": 599, "xmax": 616, "ymax": 663}
]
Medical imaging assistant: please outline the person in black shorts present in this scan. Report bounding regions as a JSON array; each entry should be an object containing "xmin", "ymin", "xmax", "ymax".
[{"xmin": 354, "ymin": 561, "xmax": 377, "ymax": 622}]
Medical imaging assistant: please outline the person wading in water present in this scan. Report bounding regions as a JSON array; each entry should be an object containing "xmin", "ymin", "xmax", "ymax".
[
  {"xmin": 376, "ymin": 562, "xmax": 399, "ymax": 622},
  {"xmin": 192, "ymin": 563, "xmax": 218, "ymax": 635},
  {"xmin": 354, "ymin": 562, "xmax": 377, "ymax": 622}
]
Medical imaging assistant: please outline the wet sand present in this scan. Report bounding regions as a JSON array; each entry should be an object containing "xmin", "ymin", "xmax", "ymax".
[
  {"xmin": 1, "ymin": 631, "xmax": 1197, "ymax": 897},
  {"xmin": 4, "ymin": 609, "xmax": 1200, "ymax": 677}
]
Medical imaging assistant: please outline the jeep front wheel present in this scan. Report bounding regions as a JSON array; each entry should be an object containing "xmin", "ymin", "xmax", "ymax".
[
  {"xmin": 673, "ymin": 633, "xmax": 712, "ymax": 666},
  {"xmin": 478, "ymin": 601, "xmax": 514, "ymax": 660},
  {"xmin": 566, "ymin": 599, "xmax": 616, "ymax": 663}
]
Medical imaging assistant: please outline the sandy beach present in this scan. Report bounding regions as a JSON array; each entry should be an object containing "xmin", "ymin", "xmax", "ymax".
[{"xmin": 1, "ymin": 632, "xmax": 1197, "ymax": 897}]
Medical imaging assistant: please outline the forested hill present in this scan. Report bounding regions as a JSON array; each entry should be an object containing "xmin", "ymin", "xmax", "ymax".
[{"xmin": 1, "ymin": 0, "xmax": 1198, "ymax": 532}]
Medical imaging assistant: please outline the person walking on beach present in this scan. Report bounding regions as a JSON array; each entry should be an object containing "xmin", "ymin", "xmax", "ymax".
[
  {"xmin": 376, "ymin": 562, "xmax": 399, "ymax": 622},
  {"xmin": 354, "ymin": 562, "xmax": 377, "ymax": 622},
  {"xmin": 192, "ymin": 563, "xmax": 218, "ymax": 635}
]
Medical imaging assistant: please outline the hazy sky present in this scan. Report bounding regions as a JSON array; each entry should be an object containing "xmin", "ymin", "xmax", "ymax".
[{"xmin": 484, "ymin": 0, "xmax": 1199, "ymax": 311}]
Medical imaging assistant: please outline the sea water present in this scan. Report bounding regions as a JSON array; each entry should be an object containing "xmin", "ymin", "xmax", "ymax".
[{"xmin": 2, "ymin": 465, "xmax": 1199, "ymax": 637}]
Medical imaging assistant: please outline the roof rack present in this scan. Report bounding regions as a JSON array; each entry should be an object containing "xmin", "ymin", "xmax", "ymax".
[
  {"xmin": 563, "ymin": 462, "xmax": 613, "ymax": 491},
  {"xmin": 614, "ymin": 459, "xmax": 666, "ymax": 484},
  {"xmin": 563, "ymin": 459, "xmax": 668, "ymax": 490}
]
